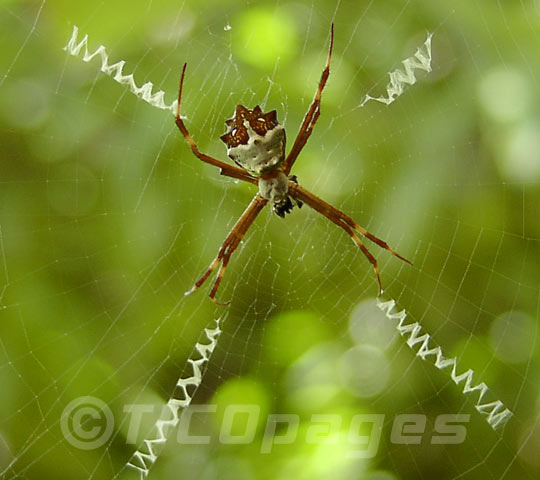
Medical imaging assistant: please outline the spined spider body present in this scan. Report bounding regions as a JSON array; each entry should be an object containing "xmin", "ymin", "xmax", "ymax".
[
  {"xmin": 220, "ymin": 105, "xmax": 296, "ymax": 217},
  {"xmin": 177, "ymin": 25, "xmax": 411, "ymax": 305}
]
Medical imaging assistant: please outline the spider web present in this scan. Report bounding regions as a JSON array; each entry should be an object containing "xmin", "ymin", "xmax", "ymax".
[{"xmin": 1, "ymin": 1, "xmax": 539, "ymax": 479}]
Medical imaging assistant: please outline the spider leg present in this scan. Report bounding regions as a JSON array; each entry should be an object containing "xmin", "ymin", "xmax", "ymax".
[
  {"xmin": 288, "ymin": 181, "xmax": 411, "ymax": 294},
  {"xmin": 208, "ymin": 255, "xmax": 233, "ymax": 306},
  {"xmin": 334, "ymin": 221, "xmax": 383, "ymax": 295},
  {"xmin": 282, "ymin": 24, "xmax": 334, "ymax": 175},
  {"xmin": 175, "ymin": 63, "xmax": 257, "ymax": 186},
  {"xmin": 185, "ymin": 193, "xmax": 268, "ymax": 305},
  {"xmin": 338, "ymin": 215, "xmax": 412, "ymax": 265}
]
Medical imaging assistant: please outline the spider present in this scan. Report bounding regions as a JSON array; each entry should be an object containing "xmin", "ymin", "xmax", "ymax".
[{"xmin": 177, "ymin": 24, "xmax": 411, "ymax": 305}]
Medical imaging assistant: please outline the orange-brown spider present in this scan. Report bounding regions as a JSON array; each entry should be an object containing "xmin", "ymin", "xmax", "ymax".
[{"xmin": 178, "ymin": 25, "xmax": 411, "ymax": 305}]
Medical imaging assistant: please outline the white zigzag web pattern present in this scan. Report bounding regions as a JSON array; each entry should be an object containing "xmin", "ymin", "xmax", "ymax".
[
  {"xmin": 377, "ymin": 298, "xmax": 513, "ymax": 430},
  {"xmin": 124, "ymin": 319, "xmax": 222, "ymax": 479},
  {"xmin": 63, "ymin": 25, "xmax": 178, "ymax": 115},
  {"xmin": 361, "ymin": 33, "xmax": 433, "ymax": 106}
]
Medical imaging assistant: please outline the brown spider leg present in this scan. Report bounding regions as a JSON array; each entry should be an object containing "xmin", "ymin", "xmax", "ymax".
[
  {"xmin": 337, "ymin": 214, "xmax": 412, "ymax": 265},
  {"xmin": 175, "ymin": 63, "xmax": 257, "ymax": 186},
  {"xmin": 288, "ymin": 182, "xmax": 411, "ymax": 294},
  {"xmin": 185, "ymin": 194, "xmax": 268, "ymax": 305},
  {"xmin": 333, "ymin": 220, "xmax": 383, "ymax": 294},
  {"xmin": 208, "ymin": 252, "xmax": 233, "ymax": 306},
  {"xmin": 282, "ymin": 23, "xmax": 334, "ymax": 175}
]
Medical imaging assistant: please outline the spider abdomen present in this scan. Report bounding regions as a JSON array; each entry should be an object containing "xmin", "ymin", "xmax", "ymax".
[
  {"xmin": 228, "ymin": 125, "xmax": 286, "ymax": 176},
  {"xmin": 220, "ymin": 105, "xmax": 286, "ymax": 176}
]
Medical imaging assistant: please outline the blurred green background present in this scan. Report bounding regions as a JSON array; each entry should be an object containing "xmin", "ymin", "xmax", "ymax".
[{"xmin": 1, "ymin": 0, "xmax": 539, "ymax": 479}]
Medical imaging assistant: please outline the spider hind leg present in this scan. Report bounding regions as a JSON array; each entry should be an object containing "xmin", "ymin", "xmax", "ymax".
[
  {"xmin": 186, "ymin": 194, "xmax": 268, "ymax": 305},
  {"xmin": 288, "ymin": 181, "xmax": 411, "ymax": 295}
]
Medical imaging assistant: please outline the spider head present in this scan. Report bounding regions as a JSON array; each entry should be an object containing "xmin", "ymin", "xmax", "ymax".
[{"xmin": 220, "ymin": 105, "xmax": 286, "ymax": 176}]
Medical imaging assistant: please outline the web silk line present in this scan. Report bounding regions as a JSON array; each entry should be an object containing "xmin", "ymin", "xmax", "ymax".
[
  {"xmin": 361, "ymin": 33, "xmax": 433, "ymax": 106},
  {"xmin": 63, "ymin": 25, "xmax": 178, "ymax": 115},
  {"xmin": 377, "ymin": 298, "xmax": 513, "ymax": 430},
  {"xmin": 124, "ymin": 320, "xmax": 222, "ymax": 479}
]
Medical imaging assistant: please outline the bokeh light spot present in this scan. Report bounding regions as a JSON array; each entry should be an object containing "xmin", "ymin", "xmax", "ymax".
[
  {"xmin": 234, "ymin": 8, "xmax": 297, "ymax": 69},
  {"xmin": 339, "ymin": 345, "xmax": 390, "ymax": 398},
  {"xmin": 499, "ymin": 121, "xmax": 540, "ymax": 183},
  {"xmin": 478, "ymin": 66, "xmax": 530, "ymax": 123},
  {"xmin": 265, "ymin": 310, "xmax": 330, "ymax": 366},
  {"xmin": 349, "ymin": 298, "xmax": 397, "ymax": 350},
  {"xmin": 286, "ymin": 343, "xmax": 343, "ymax": 412},
  {"xmin": 212, "ymin": 377, "xmax": 270, "ymax": 437}
]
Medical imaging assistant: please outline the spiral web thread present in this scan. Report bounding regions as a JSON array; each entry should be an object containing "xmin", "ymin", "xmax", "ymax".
[
  {"xmin": 377, "ymin": 298, "xmax": 513, "ymax": 430},
  {"xmin": 63, "ymin": 25, "xmax": 178, "ymax": 115},
  {"xmin": 361, "ymin": 33, "xmax": 433, "ymax": 106},
  {"xmin": 124, "ymin": 319, "xmax": 222, "ymax": 479}
]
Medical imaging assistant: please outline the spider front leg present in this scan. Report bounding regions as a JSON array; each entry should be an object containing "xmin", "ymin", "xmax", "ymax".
[
  {"xmin": 288, "ymin": 182, "xmax": 412, "ymax": 295},
  {"xmin": 282, "ymin": 23, "xmax": 334, "ymax": 175},
  {"xmin": 175, "ymin": 63, "xmax": 257, "ymax": 186},
  {"xmin": 185, "ymin": 194, "xmax": 268, "ymax": 305}
]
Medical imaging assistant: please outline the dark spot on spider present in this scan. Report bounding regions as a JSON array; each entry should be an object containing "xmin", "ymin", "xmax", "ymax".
[{"xmin": 273, "ymin": 197, "xmax": 302, "ymax": 218}]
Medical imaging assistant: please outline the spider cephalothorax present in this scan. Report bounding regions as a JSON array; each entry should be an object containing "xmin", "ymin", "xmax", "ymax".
[{"xmin": 176, "ymin": 24, "xmax": 412, "ymax": 305}]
